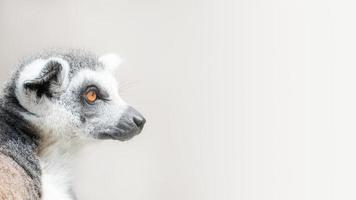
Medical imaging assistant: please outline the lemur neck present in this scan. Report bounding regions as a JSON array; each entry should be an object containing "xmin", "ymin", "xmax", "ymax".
[
  {"xmin": 39, "ymin": 136, "xmax": 83, "ymax": 173},
  {"xmin": 39, "ymin": 137, "xmax": 83, "ymax": 200}
]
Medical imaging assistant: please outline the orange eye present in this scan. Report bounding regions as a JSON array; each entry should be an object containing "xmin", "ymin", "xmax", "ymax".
[{"xmin": 85, "ymin": 90, "xmax": 97, "ymax": 104}]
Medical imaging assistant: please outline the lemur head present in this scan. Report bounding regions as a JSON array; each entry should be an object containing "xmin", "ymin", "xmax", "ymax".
[{"xmin": 12, "ymin": 50, "xmax": 145, "ymax": 142}]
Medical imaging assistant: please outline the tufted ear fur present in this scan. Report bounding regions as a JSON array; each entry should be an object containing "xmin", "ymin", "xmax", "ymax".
[
  {"xmin": 23, "ymin": 60, "xmax": 66, "ymax": 98},
  {"xmin": 99, "ymin": 54, "xmax": 123, "ymax": 73},
  {"xmin": 15, "ymin": 57, "xmax": 70, "ymax": 112}
]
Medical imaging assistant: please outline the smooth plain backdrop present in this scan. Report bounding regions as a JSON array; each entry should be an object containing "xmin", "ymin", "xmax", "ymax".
[{"xmin": 0, "ymin": 0, "xmax": 355, "ymax": 199}]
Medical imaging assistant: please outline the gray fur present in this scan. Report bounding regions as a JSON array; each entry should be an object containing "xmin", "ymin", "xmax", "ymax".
[{"xmin": 0, "ymin": 78, "xmax": 42, "ymax": 198}]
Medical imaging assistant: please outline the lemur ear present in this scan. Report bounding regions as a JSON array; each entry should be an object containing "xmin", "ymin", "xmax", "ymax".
[
  {"xmin": 18, "ymin": 57, "xmax": 70, "ymax": 98},
  {"xmin": 99, "ymin": 54, "xmax": 123, "ymax": 73}
]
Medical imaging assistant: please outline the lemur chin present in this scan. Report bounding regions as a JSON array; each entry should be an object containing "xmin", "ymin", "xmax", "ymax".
[{"xmin": 0, "ymin": 49, "xmax": 146, "ymax": 200}]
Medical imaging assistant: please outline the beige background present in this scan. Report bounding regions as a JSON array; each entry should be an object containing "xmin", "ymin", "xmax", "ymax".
[{"xmin": 0, "ymin": 0, "xmax": 355, "ymax": 199}]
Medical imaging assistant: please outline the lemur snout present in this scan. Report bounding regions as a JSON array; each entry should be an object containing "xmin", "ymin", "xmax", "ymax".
[
  {"xmin": 96, "ymin": 106, "xmax": 145, "ymax": 141},
  {"xmin": 104, "ymin": 106, "xmax": 145, "ymax": 141},
  {"xmin": 114, "ymin": 106, "xmax": 145, "ymax": 140}
]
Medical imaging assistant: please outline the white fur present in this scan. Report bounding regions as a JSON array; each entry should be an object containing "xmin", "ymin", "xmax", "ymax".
[
  {"xmin": 41, "ymin": 139, "xmax": 79, "ymax": 200},
  {"xmin": 41, "ymin": 173, "xmax": 72, "ymax": 200},
  {"xmin": 33, "ymin": 106, "xmax": 83, "ymax": 200},
  {"xmin": 99, "ymin": 54, "xmax": 123, "ymax": 73}
]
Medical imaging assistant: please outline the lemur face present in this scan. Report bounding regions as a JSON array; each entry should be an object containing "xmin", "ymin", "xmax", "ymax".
[{"xmin": 14, "ymin": 51, "xmax": 145, "ymax": 141}]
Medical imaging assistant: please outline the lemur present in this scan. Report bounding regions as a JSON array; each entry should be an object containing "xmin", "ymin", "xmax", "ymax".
[{"xmin": 0, "ymin": 49, "xmax": 146, "ymax": 200}]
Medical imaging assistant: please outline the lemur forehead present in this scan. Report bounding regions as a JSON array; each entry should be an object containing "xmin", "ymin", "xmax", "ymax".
[{"xmin": 69, "ymin": 69, "xmax": 119, "ymax": 92}]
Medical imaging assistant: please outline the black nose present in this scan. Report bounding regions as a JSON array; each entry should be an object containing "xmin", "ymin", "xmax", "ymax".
[
  {"xmin": 133, "ymin": 116, "xmax": 146, "ymax": 130},
  {"xmin": 126, "ymin": 106, "xmax": 146, "ymax": 130}
]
